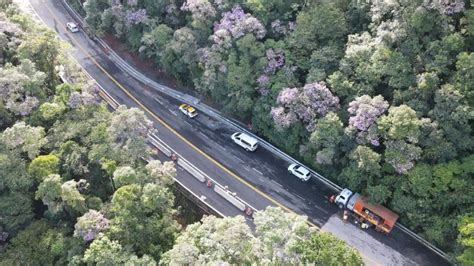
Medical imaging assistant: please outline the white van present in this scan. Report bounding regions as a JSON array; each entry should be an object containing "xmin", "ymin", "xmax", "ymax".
[{"xmin": 231, "ymin": 132, "xmax": 258, "ymax": 151}]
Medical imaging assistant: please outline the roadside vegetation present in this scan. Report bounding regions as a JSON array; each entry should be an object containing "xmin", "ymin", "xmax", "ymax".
[
  {"xmin": 0, "ymin": 2, "xmax": 363, "ymax": 265},
  {"xmin": 76, "ymin": 0, "xmax": 474, "ymax": 262}
]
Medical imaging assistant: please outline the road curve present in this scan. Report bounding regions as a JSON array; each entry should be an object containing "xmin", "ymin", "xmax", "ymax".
[{"xmin": 26, "ymin": 1, "xmax": 451, "ymax": 265}]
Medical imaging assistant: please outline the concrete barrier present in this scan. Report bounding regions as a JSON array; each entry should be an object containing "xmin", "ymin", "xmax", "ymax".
[
  {"xmin": 148, "ymin": 136, "xmax": 172, "ymax": 157},
  {"xmin": 214, "ymin": 185, "xmax": 246, "ymax": 211},
  {"xmin": 98, "ymin": 90, "xmax": 119, "ymax": 110},
  {"xmin": 177, "ymin": 159, "xmax": 206, "ymax": 183}
]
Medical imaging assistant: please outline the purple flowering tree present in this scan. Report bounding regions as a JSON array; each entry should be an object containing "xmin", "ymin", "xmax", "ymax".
[
  {"xmin": 257, "ymin": 48, "xmax": 285, "ymax": 96},
  {"xmin": 74, "ymin": 210, "xmax": 110, "ymax": 242},
  {"xmin": 432, "ymin": 0, "xmax": 465, "ymax": 15},
  {"xmin": 348, "ymin": 95, "xmax": 388, "ymax": 131},
  {"xmin": 256, "ymin": 74, "xmax": 269, "ymax": 87},
  {"xmin": 347, "ymin": 95, "xmax": 388, "ymax": 146},
  {"xmin": 272, "ymin": 82, "xmax": 340, "ymax": 130},
  {"xmin": 256, "ymin": 74, "xmax": 270, "ymax": 95},
  {"xmin": 277, "ymin": 87, "xmax": 299, "ymax": 106},
  {"xmin": 271, "ymin": 106, "xmax": 298, "ymax": 128},
  {"xmin": 125, "ymin": 9, "xmax": 147, "ymax": 26},
  {"xmin": 211, "ymin": 5, "xmax": 266, "ymax": 44},
  {"xmin": 299, "ymin": 82, "xmax": 340, "ymax": 120},
  {"xmin": 264, "ymin": 48, "xmax": 285, "ymax": 74}
]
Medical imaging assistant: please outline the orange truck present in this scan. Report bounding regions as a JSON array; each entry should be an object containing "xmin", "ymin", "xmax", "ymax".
[{"xmin": 335, "ymin": 188, "xmax": 399, "ymax": 233}]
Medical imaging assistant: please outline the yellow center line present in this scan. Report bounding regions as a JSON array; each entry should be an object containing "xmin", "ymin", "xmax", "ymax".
[{"xmin": 42, "ymin": 2, "xmax": 380, "ymax": 265}]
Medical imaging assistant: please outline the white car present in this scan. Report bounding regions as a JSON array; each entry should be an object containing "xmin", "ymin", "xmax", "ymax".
[
  {"xmin": 179, "ymin": 103, "xmax": 198, "ymax": 118},
  {"xmin": 66, "ymin": 22, "xmax": 79, "ymax": 33},
  {"xmin": 288, "ymin": 163, "xmax": 311, "ymax": 181},
  {"xmin": 231, "ymin": 132, "xmax": 258, "ymax": 151}
]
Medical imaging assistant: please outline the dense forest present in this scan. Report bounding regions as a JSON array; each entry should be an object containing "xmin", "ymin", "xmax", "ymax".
[
  {"xmin": 73, "ymin": 0, "xmax": 474, "ymax": 262},
  {"xmin": 0, "ymin": 2, "xmax": 364, "ymax": 265}
]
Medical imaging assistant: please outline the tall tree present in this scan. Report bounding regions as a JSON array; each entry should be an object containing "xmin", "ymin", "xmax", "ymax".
[
  {"xmin": 1, "ymin": 122, "xmax": 47, "ymax": 159},
  {"xmin": 107, "ymin": 106, "xmax": 154, "ymax": 163},
  {"xmin": 288, "ymin": 3, "xmax": 348, "ymax": 75},
  {"xmin": 163, "ymin": 207, "xmax": 363, "ymax": 264},
  {"xmin": 109, "ymin": 183, "xmax": 179, "ymax": 261},
  {"xmin": 457, "ymin": 213, "xmax": 474, "ymax": 266},
  {"xmin": 17, "ymin": 30, "xmax": 62, "ymax": 87},
  {"xmin": 1, "ymin": 220, "xmax": 76, "ymax": 265}
]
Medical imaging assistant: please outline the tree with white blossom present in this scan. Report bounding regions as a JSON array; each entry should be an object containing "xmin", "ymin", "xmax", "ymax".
[
  {"xmin": 144, "ymin": 160, "xmax": 175, "ymax": 186},
  {"xmin": 0, "ymin": 60, "xmax": 45, "ymax": 116},
  {"xmin": 1, "ymin": 122, "xmax": 47, "ymax": 159},
  {"xmin": 162, "ymin": 207, "xmax": 361, "ymax": 264},
  {"xmin": 74, "ymin": 210, "xmax": 110, "ymax": 242},
  {"xmin": 181, "ymin": 0, "xmax": 216, "ymax": 30},
  {"xmin": 107, "ymin": 105, "xmax": 154, "ymax": 163},
  {"xmin": 384, "ymin": 140, "xmax": 422, "ymax": 174}
]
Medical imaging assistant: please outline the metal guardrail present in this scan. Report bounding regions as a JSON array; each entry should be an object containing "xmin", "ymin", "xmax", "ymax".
[
  {"xmin": 59, "ymin": 0, "xmax": 452, "ymax": 263},
  {"xmin": 59, "ymin": 0, "xmax": 341, "ymax": 193}
]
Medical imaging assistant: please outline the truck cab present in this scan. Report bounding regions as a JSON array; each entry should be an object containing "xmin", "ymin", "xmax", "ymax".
[
  {"xmin": 334, "ymin": 187, "xmax": 399, "ymax": 233},
  {"xmin": 335, "ymin": 188, "xmax": 353, "ymax": 209}
]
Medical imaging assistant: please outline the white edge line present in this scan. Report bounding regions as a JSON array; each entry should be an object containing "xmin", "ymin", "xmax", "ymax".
[
  {"xmin": 252, "ymin": 167, "xmax": 263, "ymax": 176},
  {"xmin": 199, "ymin": 132, "xmax": 210, "ymax": 140},
  {"xmin": 270, "ymin": 179, "xmax": 283, "ymax": 188}
]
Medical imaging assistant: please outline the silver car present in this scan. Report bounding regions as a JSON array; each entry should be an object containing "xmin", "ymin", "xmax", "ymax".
[
  {"xmin": 66, "ymin": 22, "xmax": 79, "ymax": 33},
  {"xmin": 288, "ymin": 163, "xmax": 311, "ymax": 181}
]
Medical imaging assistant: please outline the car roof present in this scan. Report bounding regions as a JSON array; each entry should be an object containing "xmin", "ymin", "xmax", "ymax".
[
  {"xmin": 237, "ymin": 132, "xmax": 258, "ymax": 145},
  {"xmin": 187, "ymin": 106, "xmax": 196, "ymax": 112},
  {"xmin": 295, "ymin": 165, "xmax": 310, "ymax": 175}
]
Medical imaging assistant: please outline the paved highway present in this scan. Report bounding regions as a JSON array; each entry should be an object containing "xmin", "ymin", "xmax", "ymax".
[{"xmin": 26, "ymin": 0, "xmax": 451, "ymax": 265}]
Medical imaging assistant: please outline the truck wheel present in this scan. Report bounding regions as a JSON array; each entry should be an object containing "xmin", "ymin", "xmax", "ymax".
[{"xmin": 338, "ymin": 203, "xmax": 344, "ymax": 209}]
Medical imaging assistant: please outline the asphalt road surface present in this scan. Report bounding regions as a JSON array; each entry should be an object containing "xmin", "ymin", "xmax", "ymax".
[{"xmin": 25, "ymin": 1, "xmax": 451, "ymax": 265}]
